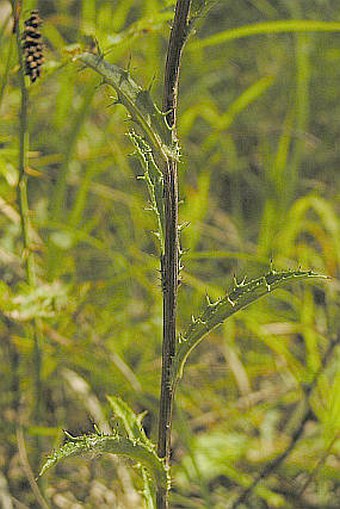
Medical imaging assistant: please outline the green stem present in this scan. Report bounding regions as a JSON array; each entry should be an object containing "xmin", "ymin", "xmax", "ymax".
[{"xmin": 13, "ymin": 0, "xmax": 43, "ymax": 433}]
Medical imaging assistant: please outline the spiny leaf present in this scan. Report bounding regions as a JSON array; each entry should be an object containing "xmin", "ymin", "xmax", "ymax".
[
  {"xmin": 129, "ymin": 131, "xmax": 164, "ymax": 252},
  {"xmin": 75, "ymin": 52, "xmax": 174, "ymax": 162},
  {"xmin": 106, "ymin": 396, "xmax": 160, "ymax": 507},
  {"xmin": 107, "ymin": 395, "xmax": 149, "ymax": 444},
  {"xmin": 39, "ymin": 430, "xmax": 168, "ymax": 490},
  {"xmin": 173, "ymin": 269, "xmax": 328, "ymax": 384},
  {"xmin": 142, "ymin": 467, "xmax": 156, "ymax": 509}
]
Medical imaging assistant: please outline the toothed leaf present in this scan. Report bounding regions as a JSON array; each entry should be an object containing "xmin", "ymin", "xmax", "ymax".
[
  {"xmin": 39, "ymin": 430, "xmax": 168, "ymax": 490},
  {"xmin": 107, "ymin": 395, "xmax": 150, "ymax": 444},
  {"xmin": 129, "ymin": 131, "xmax": 165, "ymax": 252},
  {"xmin": 106, "ymin": 396, "xmax": 160, "ymax": 508},
  {"xmin": 142, "ymin": 467, "xmax": 157, "ymax": 509},
  {"xmin": 173, "ymin": 270, "xmax": 328, "ymax": 383},
  {"xmin": 76, "ymin": 53, "xmax": 174, "ymax": 161}
]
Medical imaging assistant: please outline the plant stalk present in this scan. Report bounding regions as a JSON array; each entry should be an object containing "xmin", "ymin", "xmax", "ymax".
[
  {"xmin": 157, "ymin": 1, "xmax": 191, "ymax": 507},
  {"xmin": 13, "ymin": 0, "xmax": 43, "ymax": 442}
]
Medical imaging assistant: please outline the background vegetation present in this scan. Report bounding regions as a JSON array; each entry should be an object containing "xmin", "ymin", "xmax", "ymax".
[{"xmin": 0, "ymin": 0, "xmax": 339, "ymax": 507}]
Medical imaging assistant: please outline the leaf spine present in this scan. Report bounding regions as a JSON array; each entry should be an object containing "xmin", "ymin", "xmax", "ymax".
[{"xmin": 227, "ymin": 295, "xmax": 236, "ymax": 307}]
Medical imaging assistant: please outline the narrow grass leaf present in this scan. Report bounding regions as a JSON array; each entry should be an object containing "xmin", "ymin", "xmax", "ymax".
[
  {"xmin": 193, "ymin": 20, "xmax": 340, "ymax": 50},
  {"xmin": 218, "ymin": 75, "xmax": 275, "ymax": 131}
]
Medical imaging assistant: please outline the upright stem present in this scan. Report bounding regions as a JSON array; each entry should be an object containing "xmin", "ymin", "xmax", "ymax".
[
  {"xmin": 14, "ymin": 7, "xmax": 33, "ymax": 280},
  {"xmin": 13, "ymin": 0, "xmax": 43, "ymax": 442},
  {"xmin": 157, "ymin": 1, "xmax": 191, "ymax": 507}
]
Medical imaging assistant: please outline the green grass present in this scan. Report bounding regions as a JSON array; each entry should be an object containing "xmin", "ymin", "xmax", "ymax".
[{"xmin": 0, "ymin": 1, "xmax": 339, "ymax": 507}]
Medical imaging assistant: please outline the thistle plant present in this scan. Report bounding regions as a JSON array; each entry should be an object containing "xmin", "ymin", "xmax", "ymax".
[{"xmin": 7, "ymin": 1, "xmax": 335, "ymax": 509}]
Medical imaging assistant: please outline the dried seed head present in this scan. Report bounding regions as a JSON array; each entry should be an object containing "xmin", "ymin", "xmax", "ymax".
[{"xmin": 22, "ymin": 10, "xmax": 44, "ymax": 83}]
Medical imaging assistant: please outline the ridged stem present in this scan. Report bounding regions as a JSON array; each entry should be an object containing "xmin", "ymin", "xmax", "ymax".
[{"xmin": 157, "ymin": 1, "xmax": 192, "ymax": 507}]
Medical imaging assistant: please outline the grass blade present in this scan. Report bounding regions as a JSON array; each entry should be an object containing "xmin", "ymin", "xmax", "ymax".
[{"xmin": 193, "ymin": 20, "xmax": 340, "ymax": 49}]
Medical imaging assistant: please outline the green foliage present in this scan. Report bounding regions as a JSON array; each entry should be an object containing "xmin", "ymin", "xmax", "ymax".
[
  {"xmin": 0, "ymin": 1, "xmax": 339, "ymax": 508},
  {"xmin": 129, "ymin": 131, "xmax": 165, "ymax": 252},
  {"xmin": 106, "ymin": 395, "xmax": 163, "ymax": 508},
  {"xmin": 194, "ymin": 19, "xmax": 340, "ymax": 49},
  {"xmin": 107, "ymin": 395, "xmax": 150, "ymax": 444},
  {"xmin": 0, "ymin": 280, "xmax": 68, "ymax": 321},
  {"xmin": 174, "ymin": 269, "xmax": 328, "ymax": 383},
  {"xmin": 76, "ymin": 52, "xmax": 174, "ymax": 161},
  {"xmin": 39, "ymin": 395, "xmax": 169, "ymax": 508},
  {"xmin": 39, "ymin": 429, "xmax": 167, "ymax": 492}
]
